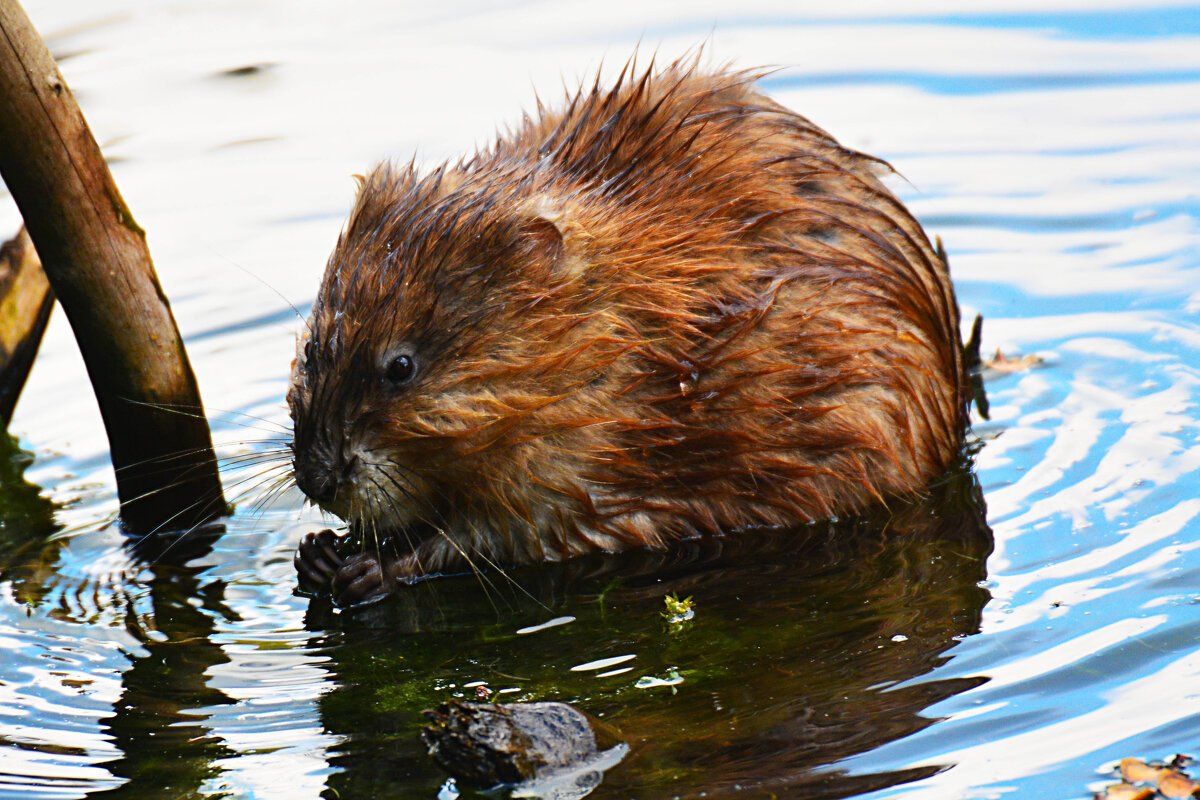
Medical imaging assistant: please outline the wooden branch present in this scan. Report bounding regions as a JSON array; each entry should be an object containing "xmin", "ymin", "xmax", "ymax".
[
  {"xmin": 0, "ymin": 227, "xmax": 52, "ymax": 426},
  {"xmin": 0, "ymin": 0, "xmax": 226, "ymax": 532}
]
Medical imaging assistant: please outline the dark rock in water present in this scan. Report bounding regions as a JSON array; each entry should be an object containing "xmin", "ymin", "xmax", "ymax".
[{"xmin": 421, "ymin": 700, "xmax": 624, "ymax": 791}]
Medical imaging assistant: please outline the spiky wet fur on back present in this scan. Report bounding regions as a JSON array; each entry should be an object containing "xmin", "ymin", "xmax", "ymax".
[{"xmin": 289, "ymin": 59, "xmax": 968, "ymax": 578}]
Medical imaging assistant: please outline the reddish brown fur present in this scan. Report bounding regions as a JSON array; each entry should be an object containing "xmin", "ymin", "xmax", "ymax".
[{"xmin": 289, "ymin": 58, "xmax": 968, "ymax": 598}]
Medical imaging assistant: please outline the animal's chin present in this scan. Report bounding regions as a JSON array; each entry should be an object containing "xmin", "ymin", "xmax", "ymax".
[
  {"xmin": 313, "ymin": 488, "xmax": 418, "ymax": 531},
  {"xmin": 312, "ymin": 497, "xmax": 349, "ymax": 520},
  {"xmin": 319, "ymin": 495, "xmax": 436, "ymax": 553},
  {"xmin": 345, "ymin": 518, "xmax": 439, "ymax": 558}
]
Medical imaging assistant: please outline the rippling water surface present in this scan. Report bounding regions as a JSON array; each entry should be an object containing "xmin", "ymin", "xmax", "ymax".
[{"xmin": 1, "ymin": 2, "xmax": 1198, "ymax": 798}]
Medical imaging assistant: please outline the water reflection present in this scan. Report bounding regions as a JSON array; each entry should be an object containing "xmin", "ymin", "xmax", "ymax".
[
  {"xmin": 0, "ymin": 433, "xmax": 61, "ymax": 606},
  {"xmin": 306, "ymin": 460, "xmax": 991, "ymax": 799},
  {"xmin": 88, "ymin": 567, "xmax": 237, "ymax": 799},
  {"xmin": 0, "ymin": 366, "xmax": 992, "ymax": 800}
]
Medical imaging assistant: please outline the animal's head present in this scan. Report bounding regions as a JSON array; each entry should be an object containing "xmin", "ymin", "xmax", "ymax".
[{"xmin": 287, "ymin": 164, "xmax": 623, "ymax": 533}]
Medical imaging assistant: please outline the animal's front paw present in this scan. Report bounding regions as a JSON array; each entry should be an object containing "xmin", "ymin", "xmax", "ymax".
[
  {"xmin": 332, "ymin": 551, "xmax": 398, "ymax": 608},
  {"xmin": 294, "ymin": 529, "xmax": 344, "ymax": 594}
]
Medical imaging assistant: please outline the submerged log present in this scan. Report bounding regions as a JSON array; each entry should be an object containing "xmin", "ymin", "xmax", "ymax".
[
  {"xmin": 0, "ymin": 0, "xmax": 226, "ymax": 532},
  {"xmin": 0, "ymin": 228, "xmax": 52, "ymax": 426}
]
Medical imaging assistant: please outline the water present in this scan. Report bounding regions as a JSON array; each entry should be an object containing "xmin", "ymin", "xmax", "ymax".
[{"xmin": 1, "ymin": 1, "xmax": 1198, "ymax": 798}]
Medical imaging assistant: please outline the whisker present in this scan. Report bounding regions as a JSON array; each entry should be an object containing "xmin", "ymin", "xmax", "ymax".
[
  {"xmin": 363, "ymin": 473, "xmax": 497, "ymax": 612},
  {"xmin": 204, "ymin": 247, "xmax": 310, "ymax": 329},
  {"xmin": 460, "ymin": 518, "xmax": 546, "ymax": 611},
  {"xmin": 369, "ymin": 464, "xmax": 546, "ymax": 610},
  {"xmin": 222, "ymin": 465, "xmax": 295, "ymax": 505},
  {"xmin": 367, "ymin": 471, "xmax": 480, "ymax": 580},
  {"xmin": 118, "ymin": 397, "xmax": 294, "ymax": 436},
  {"xmin": 247, "ymin": 475, "xmax": 301, "ymax": 517},
  {"xmin": 226, "ymin": 472, "xmax": 296, "ymax": 522},
  {"xmin": 125, "ymin": 490, "xmax": 228, "ymax": 560}
]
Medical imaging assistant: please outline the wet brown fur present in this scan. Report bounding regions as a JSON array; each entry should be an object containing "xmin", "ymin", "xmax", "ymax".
[{"xmin": 289, "ymin": 57, "xmax": 969, "ymax": 585}]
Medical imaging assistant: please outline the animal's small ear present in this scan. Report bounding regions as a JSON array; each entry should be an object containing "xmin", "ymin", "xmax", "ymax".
[
  {"xmin": 518, "ymin": 197, "xmax": 588, "ymax": 279},
  {"xmin": 287, "ymin": 329, "xmax": 311, "ymax": 405},
  {"xmin": 519, "ymin": 215, "xmax": 566, "ymax": 275}
]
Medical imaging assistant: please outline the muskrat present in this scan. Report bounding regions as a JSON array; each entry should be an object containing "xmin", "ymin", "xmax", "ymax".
[{"xmin": 290, "ymin": 59, "xmax": 969, "ymax": 607}]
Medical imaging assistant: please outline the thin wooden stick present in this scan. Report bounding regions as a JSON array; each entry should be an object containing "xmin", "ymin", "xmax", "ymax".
[
  {"xmin": 0, "ymin": 227, "xmax": 52, "ymax": 426},
  {"xmin": 0, "ymin": 0, "xmax": 226, "ymax": 532}
]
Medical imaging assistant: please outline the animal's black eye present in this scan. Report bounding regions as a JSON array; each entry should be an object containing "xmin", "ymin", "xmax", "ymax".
[{"xmin": 383, "ymin": 353, "xmax": 416, "ymax": 386}]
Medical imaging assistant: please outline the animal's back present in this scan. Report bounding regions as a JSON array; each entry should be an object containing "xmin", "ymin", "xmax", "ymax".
[{"xmin": 479, "ymin": 66, "xmax": 968, "ymax": 538}]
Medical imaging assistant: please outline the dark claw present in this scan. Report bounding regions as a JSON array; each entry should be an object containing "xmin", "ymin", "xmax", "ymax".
[
  {"xmin": 332, "ymin": 551, "xmax": 397, "ymax": 608},
  {"xmin": 295, "ymin": 529, "xmax": 344, "ymax": 593}
]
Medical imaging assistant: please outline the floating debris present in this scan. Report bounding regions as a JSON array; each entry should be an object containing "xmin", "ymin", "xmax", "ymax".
[
  {"xmin": 661, "ymin": 592, "xmax": 695, "ymax": 631},
  {"xmin": 634, "ymin": 668, "xmax": 684, "ymax": 691},
  {"xmin": 985, "ymin": 348, "xmax": 1042, "ymax": 374},
  {"xmin": 1093, "ymin": 755, "xmax": 1200, "ymax": 799},
  {"xmin": 422, "ymin": 700, "xmax": 627, "ymax": 799}
]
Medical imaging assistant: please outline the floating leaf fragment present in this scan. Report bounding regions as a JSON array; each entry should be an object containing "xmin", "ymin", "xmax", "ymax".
[
  {"xmin": 635, "ymin": 668, "xmax": 684, "ymax": 691},
  {"xmin": 662, "ymin": 593, "xmax": 694, "ymax": 621},
  {"xmin": 1095, "ymin": 784, "xmax": 1154, "ymax": 800},
  {"xmin": 985, "ymin": 348, "xmax": 1042, "ymax": 374},
  {"xmin": 1107, "ymin": 756, "xmax": 1200, "ymax": 799},
  {"xmin": 1122, "ymin": 758, "xmax": 1161, "ymax": 784},
  {"xmin": 1158, "ymin": 770, "xmax": 1200, "ymax": 798},
  {"xmin": 662, "ymin": 592, "xmax": 695, "ymax": 632}
]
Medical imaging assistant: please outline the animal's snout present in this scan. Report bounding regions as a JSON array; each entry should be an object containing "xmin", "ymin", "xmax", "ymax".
[
  {"xmin": 294, "ymin": 452, "xmax": 359, "ymax": 507},
  {"xmin": 294, "ymin": 460, "xmax": 339, "ymax": 504}
]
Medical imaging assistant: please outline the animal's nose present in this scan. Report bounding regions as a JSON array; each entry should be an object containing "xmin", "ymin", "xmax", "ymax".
[
  {"xmin": 295, "ymin": 462, "xmax": 339, "ymax": 504},
  {"xmin": 294, "ymin": 452, "xmax": 359, "ymax": 506}
]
